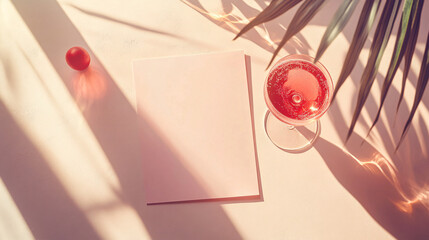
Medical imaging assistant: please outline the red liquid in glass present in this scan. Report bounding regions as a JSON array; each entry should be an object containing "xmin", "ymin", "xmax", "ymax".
[{"xmin": 266, "ymin": 60, "xmax": 329, "ymax": 121}]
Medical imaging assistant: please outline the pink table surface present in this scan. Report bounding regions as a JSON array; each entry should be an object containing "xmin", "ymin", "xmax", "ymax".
[{"xmin": 1, "ymin": 0, "xmax": 428, "ymax": 239}]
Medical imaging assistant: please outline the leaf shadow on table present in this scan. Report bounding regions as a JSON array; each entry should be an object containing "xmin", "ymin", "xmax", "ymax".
[
  {"xmin": 64, "ymin": 3, "xmax": 218, "ymax": 53},
  {"xmin": 311, "ymin": 99, "xmax": 429, "ymax": 239},
  {"xmin": 66, "ymin": 3, "xmax": 180, "ymax": 39},
  {"xmin": 305, "ymin": 129, "xmax": 429, "ymax": 239},
  {"xmin": 298, "ymin": 49, "xmax": 429, "ymax": 240},
  {"xmin": 181, "ymin": 0, "xmax": 402, "ymax": 136},
  {"xmin": 8, "ymin": 0, "xmax": 259, "ymax": 239},
  {"xmin": 184, "ymin": 0, "xmax": 429, "ymax": 238},
  {"xmin": 321, "ymin": 12, "xmax": 429, "ymax": 237},
  {"xmin": 0, "ymin": 101, "xmax": 101, "ymax": 240},
  {"xmin": 181, "ymin": 0, "xmax": 428, "ymax": 60},
  {"xmin": 181, "ymin": 0, "xmax": 428, "ymax": 127},
  {"xmin": 182, "ymin": 0, "xmax": 311, "ymax": 55}
]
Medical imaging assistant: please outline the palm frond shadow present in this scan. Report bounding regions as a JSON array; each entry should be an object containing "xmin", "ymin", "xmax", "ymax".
[
  {"xmin": 0, "ymin": 58, "xmax": 13, "ymax": 90},
  {"xmin": 309, "ymin": 128, "xmax": 429, "ymax": 239},
  {"xmin": 10, "ymin": 0, "xmax": 254, "ymax": 239},
  {"xmin": 66, "ymin": 3, "xmax": 181, "ymax": 38},
  {"xmin": 65, "ymin": 3, "xmax": 218, "ymax": 52},
  {"xmin": 321, "ymin": 7, "xmax": 429, "ymax": 232},
  {"xmin": 17, "ymin": 46, "xmax": 120, "ymax": 190},
  {"xmin": 183, "ymin": 0, "xmax": 428, "ymax": 148},
  {"xmin": 418, "ymin": 115, "xmax": 429, "ymax": 160},
  {"xmin": 328, "ymin": 49, "xmax": 428, "ymax": 185},
  {"xmin": 0, "ymin": 101, "xmax": 101, "ymax": 240},
  {"xmin": 182, "ymin": 0, "xmax": 312, "ymax": 55},
  {"xmin": 323, "ymin": 99, "xmax": 429, "ymax": 239}
]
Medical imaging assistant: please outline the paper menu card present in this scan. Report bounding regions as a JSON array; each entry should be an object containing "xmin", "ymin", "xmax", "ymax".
[{"xmin": 133, "ymin": 50, "xmax": 260, "ymax": 204}]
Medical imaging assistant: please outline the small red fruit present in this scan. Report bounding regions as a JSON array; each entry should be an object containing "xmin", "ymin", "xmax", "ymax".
[{"xmin": 66, "ymin": 46, "xmax": 91, "ymax": 71}]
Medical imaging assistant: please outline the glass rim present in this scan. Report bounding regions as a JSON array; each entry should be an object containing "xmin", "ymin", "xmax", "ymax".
[{"xmin": 264, "ymin": 54, "xmax": 333, "ymax": 126}]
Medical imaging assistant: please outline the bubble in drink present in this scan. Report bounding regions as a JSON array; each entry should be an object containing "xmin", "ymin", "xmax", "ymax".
[{"xmin": 266, "ymin": 60, "xmax": 330, "ymax": 122}]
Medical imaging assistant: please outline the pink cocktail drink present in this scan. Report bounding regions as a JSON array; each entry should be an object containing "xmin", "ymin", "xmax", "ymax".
[{"xmin": 264, "ymin": 55, "xmax": 333, "ymax": 126}]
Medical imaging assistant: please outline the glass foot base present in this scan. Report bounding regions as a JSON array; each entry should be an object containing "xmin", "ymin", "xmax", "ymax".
[{"xmin": 264, "ymin": 110, "xmax": 321, "ymax": 153}]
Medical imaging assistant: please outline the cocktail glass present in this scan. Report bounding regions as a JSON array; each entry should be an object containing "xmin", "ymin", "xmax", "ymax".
[{"xmin": 264, "ymin": 54, "xmax": 333, "ymax": 152}]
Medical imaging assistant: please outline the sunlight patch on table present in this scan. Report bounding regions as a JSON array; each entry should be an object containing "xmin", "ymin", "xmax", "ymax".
[{"xmin": 0, "ymin": 178, "xmax": 35, "ymax": 240}]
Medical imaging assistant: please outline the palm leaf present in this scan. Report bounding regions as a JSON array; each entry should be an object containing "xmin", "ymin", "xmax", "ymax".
[
  {"xmin": 267, "ymin": 0, "xmax": 325, "ymax": 69},
  {"xmin": 346, "ymin": 0, "xmax": 401, "ymax": 141},
  {"xmin": 233, "ymin": 0, "xmax": 303, "ymax": 40},
  {"xmin": 367, "ymin": 0, "xmax": 417, "ymax": 135},
  {"xmin": 396, "ymin": 0, "xmax": 424, "ymax": 112},
  {"xmin": 332, "ymin": 0, "xmax": 381, "ymax": 101},
  {"xmin": 396, "ymin": 32, "xmax": 429, "ymax": 150},
  {"xmin": 314, "ymin": 0, "xmax": 358, "ymax": 63}
]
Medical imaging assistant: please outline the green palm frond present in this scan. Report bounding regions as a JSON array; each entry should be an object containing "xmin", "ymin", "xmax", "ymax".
[
  {"xmin": 235, "ymin": 0, "xmax": 428, "ymax": 148},
  {"xmin": 397, "ymin": 0, "xmax": 424, "ymax": 112},
  {"xmin": 314, "ymin": 0, "xmax": 358, "ymax": 63},
  {"xmin": 347, "ymin": 0, "xmax": 401, "ymax": 141},
  {"xmin": 333, "ymin": 0, "xmax": 381, "ymax": 101},
  {"xmin": 234, "ymin": 0, "xmax": 303, "ymax": 40},
  {"xmin": 397, "ymin": 32, "xmax": 429, "ymax": 150},
  {"xmin": 267, "ymin": 0, "xmax": 325, "ymax": 69},
  {"xmin": 368, "ymin": 0, "xmax": 419, "ymax": 135}
]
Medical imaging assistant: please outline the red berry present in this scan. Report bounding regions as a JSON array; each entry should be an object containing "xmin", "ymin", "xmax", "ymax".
[{"xmin": 66, "ymin": 46, "xmax": 91, "ymax": 71}]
